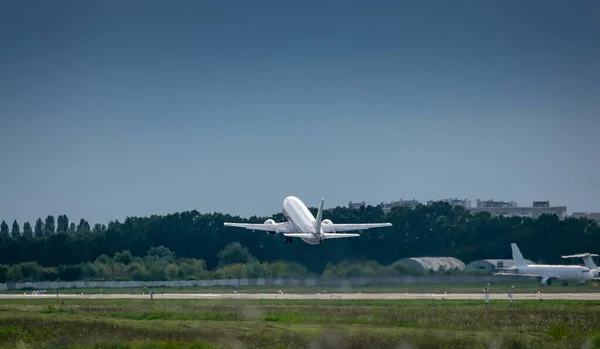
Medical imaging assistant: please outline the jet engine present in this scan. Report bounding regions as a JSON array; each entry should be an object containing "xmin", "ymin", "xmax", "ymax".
[
  {"xmin": 540, "ymin": 277, "xmax": 552, "ymax": 286},
  {"xmin": 264, "ymin": 219, "xmax": 277, "ymax": 235},
  {"xmin": 321, "ymin": 219, "xmax": 333, "ymax": 225}
]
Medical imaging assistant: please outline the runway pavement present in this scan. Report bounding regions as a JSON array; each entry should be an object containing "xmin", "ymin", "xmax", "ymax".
[{"xmin": 1, "ymin": 292, "xmax": 600, "ymax": 300}]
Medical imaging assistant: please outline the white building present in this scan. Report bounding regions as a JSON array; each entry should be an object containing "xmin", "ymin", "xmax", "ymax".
[
  {"xmin": 380, "ymin": 199, "xmax": 420, "ymax": 213},
  {"xmin": 348, "ymin": 201, "xmax": 367, "ymax": 210},
  {"xmin": 475, "ymin": 199, "xmax": 518, "ymax": 208},
  {"xmin": 571, "ymin": 212, "xmax": 600, "ymax": 223},
  {"xmin": 469, "ymin": 200, "xmax": 567, "ymax": 219},
  {"xmin": 427, "ymin": 198, "xmax": 472, "ymax": 208}
]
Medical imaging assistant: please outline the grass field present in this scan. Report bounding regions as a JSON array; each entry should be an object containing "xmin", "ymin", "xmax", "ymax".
[
  {"xmin": 1, "ymin": 297, "xmax": 600, "ymax": 348},
  {"xmin": 4, "ymin": 281, "xmax": 600, "ymax": 296}
]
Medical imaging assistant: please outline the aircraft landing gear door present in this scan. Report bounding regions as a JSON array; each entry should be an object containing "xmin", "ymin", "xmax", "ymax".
[{"xmin": 284, "ymin": 237, "xmax": 292, "ymax": 244}]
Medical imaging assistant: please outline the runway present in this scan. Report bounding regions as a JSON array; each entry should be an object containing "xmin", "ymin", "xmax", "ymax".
[{"xmin": 1, "ymin": 292, "xmax": 600, "ymax": 300}]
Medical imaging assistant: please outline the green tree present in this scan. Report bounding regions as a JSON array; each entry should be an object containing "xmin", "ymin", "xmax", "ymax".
[
  {"xmin": 92, "ymin": 223, "xmax": 103, "ymax": 233},
  {"xmin": 57, "ymin": 215, "xmax": 69, "ymax": 233},
  {"xmin": 113, "ymin": 250, "xmax": 133, "ymax": 264},
  {"xmin": 0, "ymin": 265, "xmax": 8, "ymax": 283},
  {"xmin": 77, "ymin": 218, "xmax": 90, "ymax": 233},
  {"xmin": 148, "ymin": 246, "xmax": 175, "ymax": 261},
  {"xmin": 11, "ymin": 220, "xmax": 20, "ymax": 238},
  {"xmin": 58, "ymin": 265, "xmax": 83, "ymax": 281},
  {"xmin": 217, "ymin": 242, "xmax": 257, "ymax": 268},
  {"xmin": 34, "ymin": 218, "xmax": 44, "ymax": 238},
  {"xmin": 68, "ymin": 222, "xmax": 76, "ymax": 233},
  {"xmin": 45, "ymin": 215, "xmax": 55, "ymax": 235},
  {"xmin": 22, "ymin": 222, "xmax": 33, "ymax": 239},
  {"xmin": 0, "ymin": 221, "xmax": 9, "ymax": 238}
]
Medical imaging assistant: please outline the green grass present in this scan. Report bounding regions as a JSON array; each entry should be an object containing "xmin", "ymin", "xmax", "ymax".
[
  {"xmin": 0, "ymin": 298, "xmax": 600, "ymax": 348},
  {"xmin": 5, "ymin": 281, "xmax": 600, "ymax": 295}
]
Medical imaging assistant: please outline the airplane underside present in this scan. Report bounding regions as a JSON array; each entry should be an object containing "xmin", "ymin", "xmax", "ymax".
[
  {"xmin": 283, "ymin": 236, "xmax": 322, "ymax": 245},
  {"xmin": 301, "ymin": 237, "xmax": 322, "ymax": 245}
]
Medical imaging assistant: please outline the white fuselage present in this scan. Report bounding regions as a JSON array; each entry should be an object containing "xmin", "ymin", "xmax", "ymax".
[
  {"xmin": 512, "ymin": 264, "xmax": 593, "ymax": 282},
  {"xmin": 282, "ymin": 196, "xmax": 321, "ymax": 245}
]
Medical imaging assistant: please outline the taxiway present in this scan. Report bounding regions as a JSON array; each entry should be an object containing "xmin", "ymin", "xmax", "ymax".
[{"xmin": 1, "ymin": 292, "xmax": 600, "ymax": 300}]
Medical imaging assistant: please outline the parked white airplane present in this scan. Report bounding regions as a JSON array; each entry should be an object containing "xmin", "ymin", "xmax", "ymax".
[
  {"xmin": 223, "ymin": 196, "xmax": 393, "ymax": 245},
  {"xmin": 494, "ymin": 243, "xmax": 594, "ymax": 285},
  {"xmin": 562, "ymin": 253, "xmax": 600, "ymax": 277}
]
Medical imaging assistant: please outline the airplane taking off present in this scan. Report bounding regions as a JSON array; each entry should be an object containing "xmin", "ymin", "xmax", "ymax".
[
  {"xmin": 494, "ymin": 243, "xmax": 594, "ymax": 285},
  {"xmin": 223, "ymin": 196, "xmax": 393, "ymax": 245},
  {"xmin": 562, "ymin": 253, "xmax": 600, "ymax": 277}
]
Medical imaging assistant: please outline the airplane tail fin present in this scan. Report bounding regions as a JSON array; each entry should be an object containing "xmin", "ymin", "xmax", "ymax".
[
  {"xmin": 582, "ymin": 254, "xmax": 599, "ymax": 270},
  {"xmin": 315, "ymin": 198, "xmax": 324, "ymax": 235},
  {"xmin": 511, "ymin": 243, "xmax": 527, "ymax": 267}
]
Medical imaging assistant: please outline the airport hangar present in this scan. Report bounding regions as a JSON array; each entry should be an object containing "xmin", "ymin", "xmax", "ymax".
[
  {"xmin": 394, "ymin": 257, "xmax": 465, "ymax": 272},
  {"xmin": 394, "ymin": 257, "xmax": 536, "ymax": 274},
  {"xmin": 463, "ymin": 259, "xmax": 535, "ymax": 273}
]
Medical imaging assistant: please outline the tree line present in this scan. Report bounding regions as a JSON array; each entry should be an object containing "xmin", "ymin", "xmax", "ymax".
[
  {"xmin": 0, "ymin": 243, "xmax": 434, "ymax": 283},
  {"xmin": 0, "ymin": 202, "xmax": 598, "ymax": 276},
  {"xmin": 0, "ymin": 215, "xmax": 95, "ymax": 239}
]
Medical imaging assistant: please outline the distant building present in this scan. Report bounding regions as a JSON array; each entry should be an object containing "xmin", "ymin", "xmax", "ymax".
[
  {"xmin": 571, "ymin": 212, "xmax": 600, "ymax": 223},
  {"xmin": 395, "ymin": 257, "xmax": 465, "ymax": 272},
  {"xmin": 380, "ymin": 199, "xmax": 420, "ymax": 213},
  {"xmin": 475, "ymin": 199, "xmax": 518, "ymax": 208},
  {"xmin": 469, "ymin": 200, "xmax": 567, "ymax": 219},
  {"xmin": 348, "ymin": 201, "xmax": 367, "ymax": 210},
  {"xmin": 427, "ymin": 198, "xmax": 472, "ymax": 208},
  {"xmin": 464, "ymin": 259, "xmax": 535, "ymax": 274}
]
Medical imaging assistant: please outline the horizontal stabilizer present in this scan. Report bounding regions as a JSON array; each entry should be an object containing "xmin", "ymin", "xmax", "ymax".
[
  {"xmin": 321, "ymin": 223, "xmax": 392, "ymax": 233},
  {"xmin": 283, "ymin": 233, "xmax": 315, "ymax": 238},
  {"xmin": 562, "ymin": 253, "xmax": 600, "ymax": 258},
  {"xmin": 282, "ymin": 233, "xmax": 360, "ymax": 239},
  {"xmin": 223, "ymin": 222, "xmax": 294, "ymax": 233},
  {"xmin": 322, "ymin": 233, "xmax": 360, "ymax": 239}
]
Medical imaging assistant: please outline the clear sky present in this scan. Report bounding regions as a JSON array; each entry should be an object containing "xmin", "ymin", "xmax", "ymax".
[{"xmin": 1, "ymin": 0, "xmax": 599, "ymax": 226}]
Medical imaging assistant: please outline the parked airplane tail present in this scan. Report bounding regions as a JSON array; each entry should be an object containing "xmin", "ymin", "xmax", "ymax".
[
  {"xmin": 511, "ymin": 243, "xmax": 527, "ymax": 267},
  {"xmin": 314, "ymin": 198, "xmax": 324, "ymax": 235},
  {"xmin": 562, "ymin": 253, "xmax": 599, "ymax": 270},
  {"xmin": 582, "ymin": 255, "xmax": 598, "ymax": 270}
]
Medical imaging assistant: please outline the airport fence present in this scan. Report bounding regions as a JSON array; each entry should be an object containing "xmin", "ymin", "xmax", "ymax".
[{"xmin": 0, "ymin": 274, "xmax": 532, "ymax": 291}]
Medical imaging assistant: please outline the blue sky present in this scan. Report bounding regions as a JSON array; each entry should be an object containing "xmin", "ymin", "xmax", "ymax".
[{"xmin": 1, "ymin": 1, "xmax": 599, "ymax": 226}]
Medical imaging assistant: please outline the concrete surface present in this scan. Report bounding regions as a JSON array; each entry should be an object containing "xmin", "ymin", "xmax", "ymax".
[{"xmin": 1, "ymin": 292, "xmax": 600, "ymax": 300}]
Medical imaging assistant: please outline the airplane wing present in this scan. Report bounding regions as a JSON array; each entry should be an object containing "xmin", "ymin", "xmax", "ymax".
[
  {"xmin": 321, "ymin": 223, "xmax": 392, "ymax": 233},
  {"xmin": 494, "ymin": 272, "xmax": 550, "ymax": 278},
  {"xmin": 493, "ymin": 272, "xmax": 564, "ymax": 282},
  {"xmin": 223, "ymin": 221, "xmax": 294, "ymax": 233}
]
